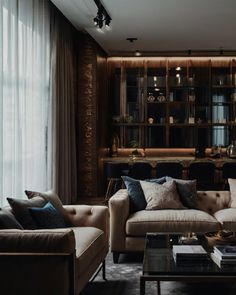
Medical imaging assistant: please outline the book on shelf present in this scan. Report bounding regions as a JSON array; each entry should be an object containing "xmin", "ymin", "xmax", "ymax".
[{"xmin": 213, "ymin": 245, "xmax": 236, "ymax": 259}]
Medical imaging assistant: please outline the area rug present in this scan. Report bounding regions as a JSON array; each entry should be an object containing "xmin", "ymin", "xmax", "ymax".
[{"xmin": 81, "ymin": 253, "xmax": 236, "ymax": 295}]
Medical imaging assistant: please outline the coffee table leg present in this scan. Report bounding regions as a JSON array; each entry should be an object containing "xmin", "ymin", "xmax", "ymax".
[
  {"xmin": 157, "ymin": 281, "xmax": 161, "ymax": 295},
  {"xmin": 140, "ymin": 277, "xmax": 145, "ymax": 295}
]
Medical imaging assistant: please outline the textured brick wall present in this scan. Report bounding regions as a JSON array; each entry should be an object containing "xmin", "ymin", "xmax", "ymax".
[{"xmin": 77, "ymin": 33, "xmax": 107, "ymax": 199}]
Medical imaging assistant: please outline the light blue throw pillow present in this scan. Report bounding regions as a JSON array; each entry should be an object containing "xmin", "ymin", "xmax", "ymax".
[{"xmin": 29, "ymin": 202, "xmax": 66, "ymax": 229}]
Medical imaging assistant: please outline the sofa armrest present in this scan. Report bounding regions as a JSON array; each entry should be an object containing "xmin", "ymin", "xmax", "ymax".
[
  {"xmin": 0, "ymin": 229, "xmax": 75, "ymax": 295},
  {"xmin": 0, "ymin": 228, "xmax": 75, "ymax": 253},
  {"xmin": 64, "ymin": 205, "xmax": 109, "ymax": 242},
  {"xmin": 109, "ymin": 189, "xmax": 130, "ymax": 252}
]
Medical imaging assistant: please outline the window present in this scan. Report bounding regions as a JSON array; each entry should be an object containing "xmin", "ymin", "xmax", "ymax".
[{"xmin": 0, "ymin": 0, "xmax": 51, "ymax": 205}]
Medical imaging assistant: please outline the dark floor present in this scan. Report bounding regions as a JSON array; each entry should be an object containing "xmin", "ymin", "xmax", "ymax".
[{"xmin": 81, "ymin": 252, "xmax": 236, "ymax": 295}]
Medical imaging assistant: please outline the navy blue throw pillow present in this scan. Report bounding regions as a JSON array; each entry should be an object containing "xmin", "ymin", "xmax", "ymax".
[
  {"xmin": 122, "ymin": 176, "xmax": 167, "ymax": 213},
  {"xmin": 29, "ymin": 202, "xmax": 66, "ymax": 229}
]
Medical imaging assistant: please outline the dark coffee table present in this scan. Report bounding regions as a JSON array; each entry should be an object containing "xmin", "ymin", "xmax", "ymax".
[{"xmin": 140, "ymin": 233, "xmax": 236, "ymax": 295}]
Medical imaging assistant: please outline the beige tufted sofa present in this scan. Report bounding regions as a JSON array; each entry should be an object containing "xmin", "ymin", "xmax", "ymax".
[
  {"xmin": 109, "ymin": 189, "xmax": 236, "ymax": 263},
  {"xmin": 0, "ymin": 204, "xmax": 109, "ymax": 295}
]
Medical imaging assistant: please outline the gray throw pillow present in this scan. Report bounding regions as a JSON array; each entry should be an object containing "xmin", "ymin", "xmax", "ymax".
[
  {"xmin": 166, "ymin": 177, "xmax": 197, "ymax": 209},
  {"xmin": 7, "ymin": 196, "xmax": 47, "ymax": 229},
  {"xmin": 122, "ymin": 176, "xmax": 167, "ymax": 213},
  {"xmin": 0, "ymin": 208, "xmax": 23, "ymax": 229},
  {"xmin": 140, "ymin": 180, "xmax": 185, "ymax": 210}
]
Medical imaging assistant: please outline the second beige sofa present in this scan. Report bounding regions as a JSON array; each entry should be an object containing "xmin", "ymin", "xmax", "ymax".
[{"xmin": 109, "ymin": 189, "xmax": 235, "ymax": 263}]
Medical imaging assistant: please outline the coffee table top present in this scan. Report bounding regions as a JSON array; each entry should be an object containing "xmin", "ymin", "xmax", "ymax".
[{"xmin": 143, "ymin": 233, "xmax": 236, "ymax": 276}]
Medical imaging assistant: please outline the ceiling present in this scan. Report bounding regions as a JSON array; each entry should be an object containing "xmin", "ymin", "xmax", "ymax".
[{"xmin": 51, "ymin": 0, "xmax": 236, "ymax": 56}]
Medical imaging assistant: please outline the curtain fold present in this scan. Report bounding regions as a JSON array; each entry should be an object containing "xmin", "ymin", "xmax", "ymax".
[
  {"xmin": 0, "ymin": 0, "xmax": 50, "ymax": 206},
  {"xmin": 49, "ymin": 5, "xmax": 78, "ymax": 204}
]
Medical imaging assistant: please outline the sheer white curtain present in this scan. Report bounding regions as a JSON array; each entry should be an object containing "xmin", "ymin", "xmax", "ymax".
[{"xmin": 0, "ymin": 0, "xmax": 51, "ymax": 206}]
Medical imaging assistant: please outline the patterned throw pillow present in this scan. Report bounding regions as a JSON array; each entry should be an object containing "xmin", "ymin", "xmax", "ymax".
[
  {"xmin": 28, "ymin": 202, "xmax": 66, "ymax": 229},
  {"xmin": 122, "ymin": 176, "xmax": 166, "ymax": 213},
  {"xmin": 166, "ymin": 177, "xmax": 197, "ymax": 209},
  {"xmin": 7, "ymin": 196, "xmax": 47, "ymax": 229},
  {"xmin": 140, "ymin": 180, "xmax": 185, "ymax": 210}
]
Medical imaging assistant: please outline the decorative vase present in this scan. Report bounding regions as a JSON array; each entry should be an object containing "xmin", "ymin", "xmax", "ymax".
[{"xmin": 227, "ymin": 140, "xmax": 236, "ymax": 158}]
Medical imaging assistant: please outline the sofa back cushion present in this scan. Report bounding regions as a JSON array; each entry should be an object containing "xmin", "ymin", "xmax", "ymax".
[{"xmin": 196, "ymin": 191, "xmax": 230, "ymax": 214}]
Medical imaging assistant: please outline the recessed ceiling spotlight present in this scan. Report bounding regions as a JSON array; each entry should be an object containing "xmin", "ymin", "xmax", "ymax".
[
  {"xmin": 135, "ymin": 50, "xmax": 141, "ymax": 56},
  {"xmin": 126, "ymin": 37, "xmax": 138, "ymax": 43}
]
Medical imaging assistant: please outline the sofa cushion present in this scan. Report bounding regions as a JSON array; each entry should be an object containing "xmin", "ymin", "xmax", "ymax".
[
  {"xmin": 196, "ymin": 191, "xmax": 230, "ymax": 214},
  {"xmin": 72, "ymin": 227, "xmax": 105, "ymax": 277},
  {"xmin": 29, "ymin": 202, "xmax": 66, "ymax": 229},
  {"xmin": 214, "ymin": 208, "xmax": 236, "ymax": 231},
  {"xmin": 122, "ymin": 176, "xmax": 166, "ymax": 213},
  {"xmin": 25, "ymin": 190, "xmax": 70, "ymax": 225},
  {"xmin": 7, "ymin": 196, "xmax": 47, "ymax": 229},
  {"xmin": 228, "ymin": 178, "xmax": 236, "ymax": 208},
  {"xmin": 0, "ymin": 208, "xmax": 23, "ymax": 229},
  {"xmin": 140, "ymin": 180, "xmax": 185, "ymax": 210},
  {"xmin": 126, "ymin": 209, "xmax": 220, "ymax": 236},
  {"xmin": 166, "ymin": 177, "xmax": 197, "ymax": 209}
]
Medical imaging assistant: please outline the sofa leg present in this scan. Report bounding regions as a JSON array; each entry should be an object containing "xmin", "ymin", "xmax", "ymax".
[
  {"xmin": 102, "ymin": 260, "xmax": 106, "ymax": 280},
  {"xmin": 113, "ymin": 252, "xmax": 120, "ymax": 264}
]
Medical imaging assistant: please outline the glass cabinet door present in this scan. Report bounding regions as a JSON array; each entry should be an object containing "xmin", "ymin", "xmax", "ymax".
[
  {"xmin": 211, "ymin": 59, "xmax": 233, "ymax": 146},
  {"xmin": 146, "ymin": 61, "xmax": 167, "ymax": 147},
  {"xmin": 108, "ymin": 58, "xmax": 236, "ymax": 149},
  {"xmin": 125, "ymin": 67, "xmax": 144, "ymax": 123}
]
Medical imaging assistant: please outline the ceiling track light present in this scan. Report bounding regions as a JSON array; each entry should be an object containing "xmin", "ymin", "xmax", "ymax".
[{"xmin": 93, "ymin": 0, "xmax": 112, "ymax": 29}]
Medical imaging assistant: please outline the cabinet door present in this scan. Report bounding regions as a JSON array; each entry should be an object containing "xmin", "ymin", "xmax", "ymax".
[
  {"xmin": 146, "ymin": 62, "xmax": 167, "ymax": 147},
  {"xmin": 125, "ymin": 67, "xmax": 144, "ymax": 123},
  {"xmin": 189, "ymin": 60, "xmax": 210, "ymax": 124},
  {"xmin": 211, "ymin": 60, "xmax": 234, "ymax": 146}
]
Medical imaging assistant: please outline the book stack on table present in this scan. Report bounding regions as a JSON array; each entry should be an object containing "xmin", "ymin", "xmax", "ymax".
[
  {"xmin": 211, "ymin": 245, "xmax": 236, "ymax": 269},
  {"xmin": 173, "ymin": 245, "xmax": 209, "ymax": 265}
]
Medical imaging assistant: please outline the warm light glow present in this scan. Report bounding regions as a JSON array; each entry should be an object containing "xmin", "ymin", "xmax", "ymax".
[
  {"xmin": 176, "ymin": 66, "xmax": 181, "ymax": 71},
  {"xmin": 153, "ymin": 76, "xmax": 157, "ymax": 81}
]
